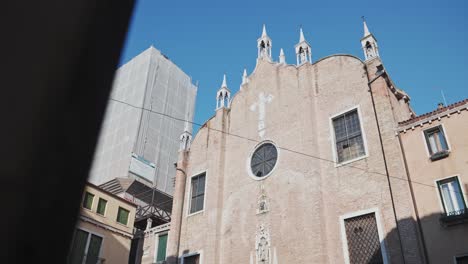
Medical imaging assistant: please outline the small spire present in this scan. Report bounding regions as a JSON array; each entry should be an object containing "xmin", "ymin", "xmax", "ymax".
[
  {"xmin": 262, "ymin": 24, "xmax": 268, "ymax": 38},
  {"xmin": 279, "ymin": 48, "xmax": 286, "ymax": 64},
  {"xmin": 242, "ymin": 68, "xmax": 248, "ymax": 85},
  {"xmin": 362, "ymin": 16, "xmax": 370, "ymax": 37},
  {"xmin": 221, "ymin": 74, "xmax": 227, "ymax": 88},
  {"xmin": 299, "ymin": 27, "xmax": 305, "ymax": 43}
]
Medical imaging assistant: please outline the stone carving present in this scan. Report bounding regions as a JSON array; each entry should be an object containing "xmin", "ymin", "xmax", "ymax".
[
  {"xmin": 256, "ymin": 224, "xmax": 271, "ymax": 264},
  {"xmin": 257, "ymin": 185, "xmax": 269, "ymax": 214}
]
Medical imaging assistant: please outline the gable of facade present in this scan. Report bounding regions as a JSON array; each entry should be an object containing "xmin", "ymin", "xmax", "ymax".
[{"xmin": 167, "ymin": 23, "xmax": 424, "ymax": 264}]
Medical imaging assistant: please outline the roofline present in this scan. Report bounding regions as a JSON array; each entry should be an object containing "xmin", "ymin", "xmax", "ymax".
[
  {"xmin": 86, "ymin": 182, "xmax": 137, "ymax": 207},
  {"xmin": 398, "ymin": 99, "xmax": 468, "ymax": 132}
]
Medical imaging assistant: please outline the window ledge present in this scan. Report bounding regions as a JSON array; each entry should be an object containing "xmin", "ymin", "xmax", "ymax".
[
  {"xmin": 440, "ymin": 209, "xmax": 468, "ymax": 227},
  {"xmin": 430, "ymin": 150, "xmax": 450, "ymax": 161}
]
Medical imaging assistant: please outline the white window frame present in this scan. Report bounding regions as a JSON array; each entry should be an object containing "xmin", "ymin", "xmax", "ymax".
[
  {"xmin": 246, "ymin": 139, "xmax": 280, "ymax": 181},
  {"xmin": 180, "ymin": 250, "xmax": 203, "ymax": 264},
  {"xmin": 330, "ymin": 105, "xmax": 369, "ymax": 167},
  {"xmin": 339, "ymin": 208, "xmax": 388, "ymax": 264},
  {"xmin": 434, "ymin": 175, "xmax": 467, "ymax": 215},
  {"xmin": 421, "ymin": 123, "xmax": 451, "ymax": 158},
  {"xmin": 74, "ymin": 227, "xmax": 105, "ymax": 263},
  {"xmin": 187, "ymin": 170, "xmax": 207, "ymax": 217}
]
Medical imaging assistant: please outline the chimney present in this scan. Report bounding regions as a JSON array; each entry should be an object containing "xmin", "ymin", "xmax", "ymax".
[{"xmin": 437, "ymin": 103, "xmax": 444, "ymax": 110}]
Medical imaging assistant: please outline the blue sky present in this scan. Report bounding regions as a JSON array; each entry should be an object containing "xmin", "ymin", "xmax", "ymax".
[{"xmin": 120, "ymin": 0, "xmax": 467, "ymax": 129}]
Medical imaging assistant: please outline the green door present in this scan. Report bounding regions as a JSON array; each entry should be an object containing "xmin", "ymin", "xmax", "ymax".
[
  {"xmin": 68, "ymin": 229, "xmax": 89, "ymax": 264},
  {"xmin": 156, "ymin": 234, "xmax": 168, "ymax": 262},
  {"xmin": 85, "ymin": 234, "xmax": 103, "ymax": 264}
]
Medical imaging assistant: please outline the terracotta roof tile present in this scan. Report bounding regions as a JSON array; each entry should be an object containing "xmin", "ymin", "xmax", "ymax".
[{"xmin": 399, "ymin": 98, "xmax": 468, "ymax": 126}]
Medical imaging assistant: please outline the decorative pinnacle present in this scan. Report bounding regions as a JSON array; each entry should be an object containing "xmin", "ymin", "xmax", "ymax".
[
  {"xmin": 299, "ymin": 27, "xmax": 305, "ymax": 43},
  {"xmin": 262, "ymin": 24, "xmax": 268, "ymax": 38},
  {"xmin": 242, "ymin": 68, "xmax": 248, "ymax": 85},
  {"xmin": 362, "ymin": 16, "xmax": 371, "ymax": 37},
  {"xmin": 221, "ymin": 74, "xmax": 227, "ymax": 88},
  {"xmin": 280, "ymin": 48, "xmax": 284, "ymax": 56}
]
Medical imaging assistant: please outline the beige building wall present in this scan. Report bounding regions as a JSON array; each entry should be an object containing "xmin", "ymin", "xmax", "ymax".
[
  {"xmin": 168, "ymin": 54, "xmax": 423, "ymax": 263},
  {"xmin": 72, "ymin": 183, "xmax": 137, "ymax": 264},
  {"xmin": 140, "ymin": 223, "xmax": 171, "ymax": 264},
  {"xmin": 398, "ymin": 101, "xmax": 468, "ymax": 263}
]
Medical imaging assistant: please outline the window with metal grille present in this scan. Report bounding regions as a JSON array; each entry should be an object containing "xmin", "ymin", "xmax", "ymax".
[
  {"xmin": 183, "ymin": 253, "xmax": 200, "ymax": 264},
  {"xmin": 190, "ymin": 173, "xmax": 206, "ymax": 214},
  {"xmin": 332, "ymin": 109, "xmax": 365, "ymax": 163},
  {"xmin": 344, "ymin": 212, "xmax": 384, "ymax": 264},
  {"xmin": 424, "ymin": 125, "xmax": 449, "ymax": 160},
  {"xmin": 82, "ymin": 192, "xmax": 94, "ymax": 210},
  {"xmin": 250, "ymin": 142, "xmax": 278, "ymax": 177},
  {"xmin": 437, "ymin": 177, "xmax": 466, "ymax": 216}
]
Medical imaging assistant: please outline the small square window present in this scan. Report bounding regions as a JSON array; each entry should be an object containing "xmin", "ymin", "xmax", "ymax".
[
  {"xmin": 83, "ymin": 192, "xmax": 94, "ymax": 210},
  {"xmin": 96, "ymin": 198, "xmax": 107, "ymax": 216},
  {"xmin": 189, "ymin": 173, "xmax": 206, "ymax": 214},
  {"xmin": 424, "ymin": 125, "xmax": 449, "ymax": 160},
  {"xmin": 332, "ymin": 109, "xmax": 366, "ymax": 163},
  {"xmin": 437, "ymin": 177, "xmax": 466, "ymax": 216},
  {"xmin": 117, "ymin": 207, "xmax": 130, "ymax": 225}
]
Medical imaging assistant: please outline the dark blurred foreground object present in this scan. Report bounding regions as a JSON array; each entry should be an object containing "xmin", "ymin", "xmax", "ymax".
[{"xmin": 0, "ymin": 1, "xmax": 135, "ymax": 262}]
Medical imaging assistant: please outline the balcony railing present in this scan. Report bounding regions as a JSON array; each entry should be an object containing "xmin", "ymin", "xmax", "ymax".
[{"xmin": 440, "ymin": 208, "xmax": 468, "ymax": 227}]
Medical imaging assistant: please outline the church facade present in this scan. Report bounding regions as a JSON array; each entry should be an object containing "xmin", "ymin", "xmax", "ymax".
[{"xmin": 166, "ymin": 22, "xmax": 427, "ymax": 264}]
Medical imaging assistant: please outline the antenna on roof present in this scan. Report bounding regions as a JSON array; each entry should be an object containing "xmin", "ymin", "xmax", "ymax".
[{"xmin": 441, "ymin": 89, "xmax": 448, "ymax": 107}]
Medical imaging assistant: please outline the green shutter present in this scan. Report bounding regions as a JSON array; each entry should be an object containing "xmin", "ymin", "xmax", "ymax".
[
  {"xmin": 156, "ymin": 234, "xmax": 168, "ymax": 261},
  {"xmin": 83, "ymin": 192, "xmax": 94, "ymax": 210},
  {"xmin": 97, "ymin": 198, "xmax": 107, "ymax": 215},
  {"xmin": 117, "ymin": 207, "xmax": 130, "ymax": 225}
]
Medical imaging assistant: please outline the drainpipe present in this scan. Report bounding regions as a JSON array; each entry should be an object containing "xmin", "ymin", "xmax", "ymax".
[
  {"xmin": 397, "ymin": 133, "xmax": 430, "ymax": 263},
  {"xmin": 367, "ymin": 66, "xmax": 406, "ymax": 264}
]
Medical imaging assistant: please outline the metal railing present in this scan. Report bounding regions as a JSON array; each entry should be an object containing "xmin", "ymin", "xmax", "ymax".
[{"xmin": 440, "ymin": 208, "xmax": 468, "ymax": 226}]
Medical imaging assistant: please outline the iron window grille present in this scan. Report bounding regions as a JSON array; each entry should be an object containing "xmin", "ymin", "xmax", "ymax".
[
  {"xmin": 190, "ymin": 173, "xmax": 206, "ymax": 214},
  {"xmin": 332, "ymin": 109, "xmax": 365, "ymax": 163},
  {"xmin": 344, "ymin": 212, "xmax": 384, "ymax": 264}
]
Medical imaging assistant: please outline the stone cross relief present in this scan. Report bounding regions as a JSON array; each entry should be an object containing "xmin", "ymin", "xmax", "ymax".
[{"xmin": 250, "ymin": 92, "xmax": 274, "ymax": 139}]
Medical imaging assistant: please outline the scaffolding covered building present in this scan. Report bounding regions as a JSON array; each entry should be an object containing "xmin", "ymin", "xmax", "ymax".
[{"xmin": 89, "ymin": 46, "xmax": 197, "ymax": 195}]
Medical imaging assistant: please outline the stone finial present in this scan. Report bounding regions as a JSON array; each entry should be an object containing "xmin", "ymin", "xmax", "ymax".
[
  {"xmin": 279, "ymin": 48, "xmax": 286, "ymax": 64},
  {"xmin": 242, "ymin": 68, "xmax": 248, "ymax": 85},
  {"xmin": 362, "ymin": 16, "xmax": 371, "ymax": 37},
  {"xmin": 299, "ymin": 27, "xmax": 305, "ymax": 43}
]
